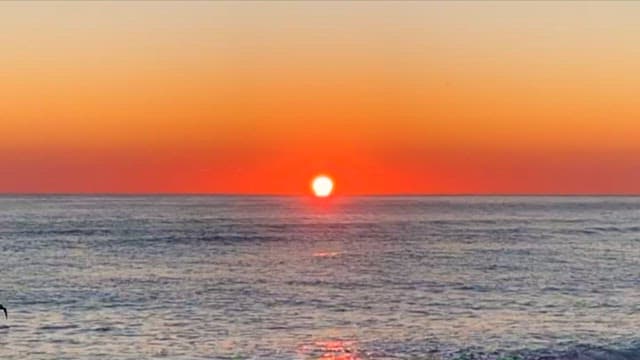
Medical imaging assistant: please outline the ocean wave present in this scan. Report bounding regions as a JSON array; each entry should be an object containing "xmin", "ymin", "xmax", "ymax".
[{"xmin": 377, "ymin": 342, "xmax": 640, "ymax": 360}]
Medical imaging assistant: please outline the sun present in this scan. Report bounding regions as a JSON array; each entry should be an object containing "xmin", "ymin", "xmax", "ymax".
[{"xmin": 311, "ymin": 175, "xmax": 334, "ymax": 197}]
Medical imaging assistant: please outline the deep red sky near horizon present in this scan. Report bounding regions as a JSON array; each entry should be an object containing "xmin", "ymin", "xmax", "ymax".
[{"xmin": 2, "ymin": 2, "xmax": 640, "ymax": 195}]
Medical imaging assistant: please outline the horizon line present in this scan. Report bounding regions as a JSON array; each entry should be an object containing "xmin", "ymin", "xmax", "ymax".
[{"xmin": 2, "ymin": 193, "xmax": 640, "ymax": 197}]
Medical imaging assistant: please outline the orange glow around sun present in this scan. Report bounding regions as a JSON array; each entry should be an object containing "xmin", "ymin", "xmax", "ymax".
[
  {"xmin": 311, "ymin": 175, "xmax": 334, "ymax": 197},
  {"xmin": 4, "ymin": 3, "xmax": 640, "ymax": 195}
]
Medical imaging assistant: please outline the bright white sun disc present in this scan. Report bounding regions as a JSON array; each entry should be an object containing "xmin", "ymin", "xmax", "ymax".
[{"xmin": 312, "ymin": 176, "xmax": 334, "ymax": 197}]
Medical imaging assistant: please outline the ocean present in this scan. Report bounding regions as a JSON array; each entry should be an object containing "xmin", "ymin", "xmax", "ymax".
[{"xmin": 1, "ymin": 195, "xmax": 640, "ymax": 359}]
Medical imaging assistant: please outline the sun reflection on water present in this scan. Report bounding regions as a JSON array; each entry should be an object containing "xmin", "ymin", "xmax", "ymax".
[
  {"xmin": 312, "ymin": 251, "xmax": 340, "ymax": 258},
  {"xmin": 298, "ymin": 339, "xmax": 362, "ymax": 360}
]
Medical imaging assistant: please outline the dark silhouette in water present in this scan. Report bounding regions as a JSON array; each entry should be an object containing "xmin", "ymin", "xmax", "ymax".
[{"xmin": 0, "ymin": 304, "xmax": 6, "ymax": 319}]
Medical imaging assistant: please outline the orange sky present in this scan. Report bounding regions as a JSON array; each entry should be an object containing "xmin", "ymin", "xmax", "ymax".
[{"xmin": 2, "ymin": 1, "xmax": 640, "ymax": 194}]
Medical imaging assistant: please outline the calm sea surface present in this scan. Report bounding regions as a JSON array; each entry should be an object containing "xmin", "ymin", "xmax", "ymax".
[{"xmin": 1, "ymin": 196, "xmax": 640, "ymax": 359}]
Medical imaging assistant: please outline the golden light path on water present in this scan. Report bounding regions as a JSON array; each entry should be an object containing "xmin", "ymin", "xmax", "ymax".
[
  {"xmin": 298, "ymin": 339, "xmax": 362, "ymax": 360},
  {"xmin": 297, "ymin": 213, "xmax": 362, "ymax": 360}
]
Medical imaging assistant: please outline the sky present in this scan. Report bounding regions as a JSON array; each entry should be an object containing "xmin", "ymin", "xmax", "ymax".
[{"xmin": 2, "ymin": 1, "xmax": 640, "ymax": 194}]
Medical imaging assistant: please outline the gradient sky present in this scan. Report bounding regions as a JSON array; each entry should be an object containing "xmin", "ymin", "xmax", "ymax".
[{"xmin": 2, "ymin": 1, "xmax": 640, "ymax": 194}]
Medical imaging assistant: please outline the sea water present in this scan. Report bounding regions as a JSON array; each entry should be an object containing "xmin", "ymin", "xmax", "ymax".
[{"xmin": 1, "ymin": 196, "xmax": 640, "ymax": 359}]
